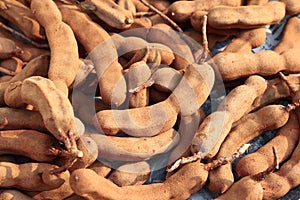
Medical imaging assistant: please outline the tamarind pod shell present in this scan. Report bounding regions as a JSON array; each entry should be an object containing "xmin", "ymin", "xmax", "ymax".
[
  {"xmin": 70, "ymin": 161, "xmax": 208, "ymax": 200},
  {"xmin": 88, "ymin": 128, "xmax": 179, "ymax": 162},
  {"xmin": 0, "ymin": 129, "xmax": 59, "ymax": 162}
]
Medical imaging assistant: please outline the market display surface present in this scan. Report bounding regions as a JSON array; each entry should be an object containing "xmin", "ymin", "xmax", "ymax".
[{"xmin": 0, "ymin": 0, "xmax": 299, "ymax": 199}]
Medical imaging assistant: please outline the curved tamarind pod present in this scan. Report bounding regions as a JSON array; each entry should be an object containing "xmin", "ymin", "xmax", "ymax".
[
  {"xmin": 0, "ymin": 129, "xmax": 59, "ymax": 162},
  {"xmin": 83, "ymin": 0, "xmax": 134, "ymax": 29},
  {"xmin": 0, "ymin": 0, "xmax": 45, "ymax": 41},
  {"xmin": 0, "ymin": 37, "xmax": 21, "ymax": 59},
  {"xmin": 88, "ymin": 128, "xmax": 179, "ymax": 162},
  {"xmin": 93, "ymin": 63, "xmax": 214, "ymax": 136},
  {"xmin": 70, "ymin": 161, "xmax": 208, "ymax": 200},
  {"xmin": 207, "ymin": 105, "xmax": 289, "ymax": 194},
  {"xmin": 57, "ymin": 2, "xmax": 127, "ymax": 107},
  {"xmin": 280, "ymin": 0, "xmax": 300, "ymax": 15},
  {"xmin": 0, "ymin": 162, "xmax": 69, "ymax": 191},
  {"xmin": 191, "ymin": 75, "xmax": 267, "ymax": 159},
  {"xmin": 108, "ymin": 161, "xmax": 151, "ymax": 186},
  {"xmin": 223, "ymin": 28, "xmax": 266, "ymax": 53},
  {"xmin": 166, "ymin": 0, "xmax": 243, "ymax": 23},
  {"xmin": 273, "ymin": 17, "xmax": 300, "ymax": 54},
  {"xmin": 31, "ymin": 0, "xmax": 80, "ymax": 95},
  {"xmin": 236, "ymin": 111, "xmax": 300, "ymax": 178},
  {"xmin": 20, "ymin": 76, "xmax": 81, "ymax": 158},
  {"xmin": 0, "ymin": 190, "xmax": 32, "ymax": 200},
  {"xmin": 208, "ymin": 2, "xmax": 286, "ymax": 29},
  {"xmin": 210, "ymin": 48, "xmax": 300, "ymax": 81}
]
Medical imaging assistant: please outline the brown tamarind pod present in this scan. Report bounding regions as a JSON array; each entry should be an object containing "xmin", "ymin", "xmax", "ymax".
[
  {"xmin": 0, "ymin": 129, "xmax": 60, "ymax": 162},
  {"xmin": 0, "ymin": 162, "xmax": 70, "ymax": 191},
  {"xmin": 273, "ymin": 17, "xmax": 300, "ymax": 54}
]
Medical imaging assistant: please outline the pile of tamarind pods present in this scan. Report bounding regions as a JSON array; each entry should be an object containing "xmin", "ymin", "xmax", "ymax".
[{"xmin": 0, "ymin": 0, "xmax": 300, "ymax": 199}]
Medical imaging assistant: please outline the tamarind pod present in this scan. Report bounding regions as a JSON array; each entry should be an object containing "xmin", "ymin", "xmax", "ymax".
[
  {"xmin": 31, "ymin": 0, "xmax": 80, "ymax": 95},
  {"xmin": 208, "ymin": 2, "xmax": 286, "ymax": 29},
  {"xmin": 0, "ymin": 129, "xmax": 59, "ymax": 162},
  {"xmin": 88, "ymin": 160, "xmax": 112, "ymax": 177},
  {"xmin": 57, "ymin": 2, "xmax": 127, "ymax": 107},
  {"xmin": 236, "ymin": 111, "xmax": 300, "ymax": 178},
  {"xmin": 223, "ymin": 28, "xmax": 266, "ymax": 53},
  {"xmin": 0, "ymin": 162, "xmax": 69, "ymax": 191},
  {"xmin": 0, "ymin": 27, "xmax": 49, "ymax": 62},
  {"xmin": 210, "ymin": 48, "xmax": 300, "ymax": 81},
  {"xmin": 274, "ymin": 17, "xmax": 300, "ymax": 54},
  {"xmin": 152, "ymin": 67, "xmax": 182, "ymax": 93},
  {"xmin": 88, "ymin": 128, "xmax": 179, "ymax": 162},
  {"xmin": 280, "ymin": 0, "xmax": 300, "ymax": 15},
  {"xmin": 215, "ymin": 176, "xmax": 263, "ymax": 200},
  {"xmin": 54, "ymin": 136, "xmax": 98, "ymax": 172},
  {"xmin": 207, "ymin": 105, "xmax": 289, "ymax": 194},
  {"xmin": 93, "ymin": 63, "xmax": 214, "ymax": 136},
  {"xmin": 0, "ymin": 190, "xmax": 32, "ymax": 200},
  {"xmin": 70, "ymin": 161, "xmax": 208, "ymax": 200},
  {"xmin": 0, "ymin": 0, "xmax": 45, "ymax": 41},
  {"xmin": 20, "ymin": 76, "xmax": 81, "ymax": 159},
  {"xmin": 0, "ymin": 37, "xmax": 20, "ymax": 59},
  {"xmin": 126, "ymin": 61, "xmax": 151, "ymax": 108},
  {"xmin": 108, "ymin": 161, "xmax": 151, "ymax": 186},
  {"xmin": 245, "ymin": 0, "xmax": 269, "ymax": 5},
  {"xmin": 84, "ymin": 0, "xmax": 134, "ymax": 29},
  {"xmin": 118, "ymin": 0, "xmax": 136, "ymax": 15},
  {"xmin": 0, "ymin": 107, "xmax": 45, "ymax": 131},
  {"xmin": 191, "ymin": 75, "xmax": 267, "ymax": 159},
  {"xmin": 166, "ymin": 0, "xmax": 243, "ymax": 23},
  {"xmin": 93, "ymin": 98, "xmax": 178, "ymax": 136},
  {"xmin": 0, "ymin": 57, "xmax": 23, "ymax": 75},
  {"xmin": 168, "ymin": 109, "xmax": 205, "ymax": 166},
  {"xmin": 261, "ymin": 130, "xmax": 300, "ymax": 199}
]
